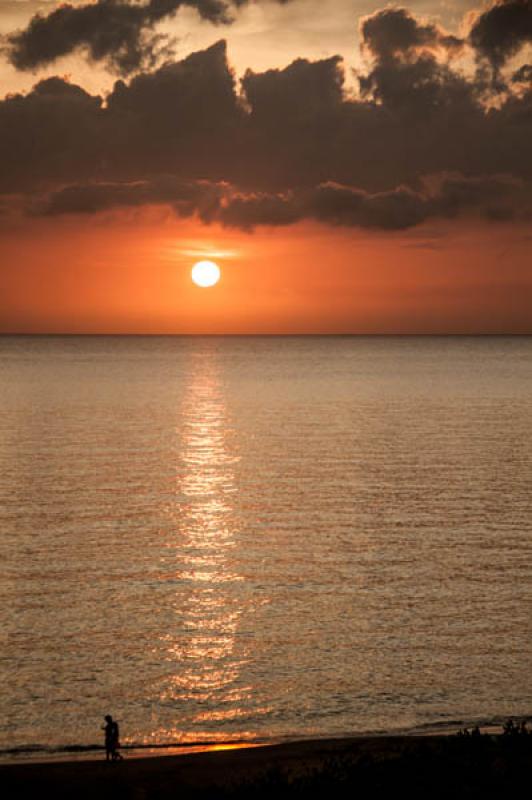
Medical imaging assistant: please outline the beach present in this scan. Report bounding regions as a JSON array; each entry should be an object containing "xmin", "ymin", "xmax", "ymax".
[{"xmin": 2, "ymin": 733, "xmax": 532, "ymax": 799}]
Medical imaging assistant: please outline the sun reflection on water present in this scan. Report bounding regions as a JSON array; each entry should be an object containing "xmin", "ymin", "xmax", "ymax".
[{"xmin": 158, "ymin": 351, "xmax": 252, "ymax": 735}]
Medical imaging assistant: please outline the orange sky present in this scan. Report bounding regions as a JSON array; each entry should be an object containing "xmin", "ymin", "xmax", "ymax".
[
  {"xmin": 1, "ymin": 2, "xmax": 531, "ymax": 334},
  {"xmin": 1, "ymin": 211, "xmax": 531, "ymax": 334}
]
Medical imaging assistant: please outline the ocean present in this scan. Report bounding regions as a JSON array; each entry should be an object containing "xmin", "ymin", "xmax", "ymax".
[{"xmin": 1, "ymin": 335, "xmax": 531, "ymax": 758}]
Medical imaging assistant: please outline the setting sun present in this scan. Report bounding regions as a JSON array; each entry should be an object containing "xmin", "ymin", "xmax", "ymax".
[{"xmin": 191, "ymin": 260, "xmax": 221, "ymax": 288}]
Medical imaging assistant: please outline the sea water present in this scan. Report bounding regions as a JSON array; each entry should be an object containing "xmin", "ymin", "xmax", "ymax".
[{"xmin": 1, "ymin": 335, "xmax": 531, "ymax": 756}]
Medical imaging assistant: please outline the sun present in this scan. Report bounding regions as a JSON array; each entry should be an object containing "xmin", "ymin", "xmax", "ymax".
[{"xmin": 191, "ymin": 260, "xmax": 221, "ymax": 287}]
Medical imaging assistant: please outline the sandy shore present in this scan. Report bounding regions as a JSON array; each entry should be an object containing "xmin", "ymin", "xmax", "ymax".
[{"xmin": 2, "ymin": 734, "xmax": 531, "ymax": 798}]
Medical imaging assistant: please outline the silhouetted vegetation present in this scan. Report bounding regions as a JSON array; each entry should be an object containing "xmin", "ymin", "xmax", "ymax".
[{"xmin": 220, "ymin": 728, "xmax": 532, "ymax": 800}]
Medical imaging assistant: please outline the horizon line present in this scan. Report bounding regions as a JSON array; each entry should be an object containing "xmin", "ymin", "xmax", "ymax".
[{"xmin": 1, "ymin": 333, "xmax": 531, "ymax": 338}]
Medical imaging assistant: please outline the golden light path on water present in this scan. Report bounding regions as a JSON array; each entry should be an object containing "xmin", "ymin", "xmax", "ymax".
[{"xmin": 154, "ymin": 352, "xmax": 270, "ymax": 743}]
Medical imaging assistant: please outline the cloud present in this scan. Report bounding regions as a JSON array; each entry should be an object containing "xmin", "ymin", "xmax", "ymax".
[
  {"xmin": 360, "ymin": 7, "xmax": 463, "ymax": 63},
  {"xmin": 106, "ymin": 39, "xmax": 241, "ymax": 179},
  {"xmin": 34, "ymin": 173, "xmax": 532, "ymax": 231},
  {"xmin": 6, "ymin": 0, "xmax": 292, "ymax": 75},
  {"xmin": 430, "ymin": 172, "xmax": 529, "ymax": 221},
  {"xmin": 469, "ymin": 0, "xmax": 532, "ymax": 72},
  {"xmin": 358, "ymin": 8, "xmax": 472, "ymax": 120},
  {"xmin": 0, "ymin": 76, "xmax": 103, "ymax": 193},
  {"xmin": 358, "ymin": 54, "xmax": 475, "ymax": 119},
  {"xmin": 1, "ymin": 7, "xmax": 532, "ymax": 233},
  {"xmin": 305, "ymin": 182, "xmax": 429, "ymax": 229},
  {"xmin": 33, "ymin": 176, "xmax": 225, "ymax": 222},
  {"xmin": 218, "ymin": 190, "xmax": 299, "ymax": 229},
  {"xmin": 7, "ymin": 0, "xmax": 229, "ymax": 75},
  {"xmin": 223, "ymin": 174, "xmax": 531, "ymax": 230}
]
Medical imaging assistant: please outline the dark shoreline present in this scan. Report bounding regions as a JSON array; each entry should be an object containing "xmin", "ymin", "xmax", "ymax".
[
  {"xmin": 2, "ymin": 733, "xmax": 531, "ymax": 799},
  {"xmin": 0, "ymin": 723, "xmax": 504, "ymax": 765},
  {"xmin": 1, "ymin": 715, "xmax": 524, "ymax": 765}
]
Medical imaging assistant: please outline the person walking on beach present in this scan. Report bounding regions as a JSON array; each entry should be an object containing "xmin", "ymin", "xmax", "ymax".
[{"xmin": 102, "ymin": 714, "xmax": 123, "ymax": 761}]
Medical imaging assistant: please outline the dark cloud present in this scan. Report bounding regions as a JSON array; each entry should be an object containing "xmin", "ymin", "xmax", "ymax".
[
  {"xmin": 7, "ymin": 0, "xmax": 226, "ymax": 75},
  {"xmin": 431, "ymin": 173, "xmax": 529, "ymax": 221},
  {"xmin": 469, "ymin": 0, "xmax": 532, "ymax": 71},
  {"xmin": 1, "ymin": 6, "xmax": 532, "ymax": 232},
  {"xmin": 106, "ymin": 40, "xmax": 243, "ymax": 182},
  {"xmin": 358, "ymin": 54, "xmax": 475, "ymax": 119},
  {"xmin": 34, "ymin": 173, "xmax": 532, "ymax": 231},
  {"xmin": 358, "ymin": 8, "xmax": 471, "ymax": 122},
  {"xmin": 305, "ymin": 182, "xmax": 429, "ymax": 229},
  {"xmin": 6, "ymin": 0, "xmax": 291, "ymax": 75},
  {"xmin": 242, "ymin": 55, "xmax": 344, "ymax": 117},
  {"xmin": 34, "ymin": 176, "xmax": 224, "ymax": 222},
  {"xmin": 360, "ymin": 8, "xmax": 463, "ymax": 63},
  {"xmin": 219, "ymin": 191, "xmax": 298, "ymax": 229},
  {"xmin": 220, "ymin": 174, "xmax": 531, "ymax": 231},
  {"xmin": 0, "ymin": 41, "xmax": 242, "ymax": 193},
  {"xmin": 0, "ymin": 76, "xmax": 104, "ymax": 193},
  {"xmin": 239, "ymin": 56, "xmax": 344, "ymax": 188}
]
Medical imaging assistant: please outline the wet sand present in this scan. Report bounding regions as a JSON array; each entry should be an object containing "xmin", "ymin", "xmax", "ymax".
[{"xmin": 2, "ymin": 734, "xmax": 531, "ymax": 799}]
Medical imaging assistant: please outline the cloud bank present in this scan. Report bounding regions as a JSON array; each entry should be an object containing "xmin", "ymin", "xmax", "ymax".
[{"xmin": 1, "ymin": 3, "xmax": 532, "ymax": 232}]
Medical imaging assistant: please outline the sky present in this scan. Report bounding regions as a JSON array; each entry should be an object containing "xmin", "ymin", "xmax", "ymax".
[{"xmin": 0, "ymin": 0, "xmax": 531, "ymax": 333}]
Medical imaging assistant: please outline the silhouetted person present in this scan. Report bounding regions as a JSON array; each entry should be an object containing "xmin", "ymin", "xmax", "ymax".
[{"xmin": 103, "ymin": 715, "xmax": 122, "ymax": 761}]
